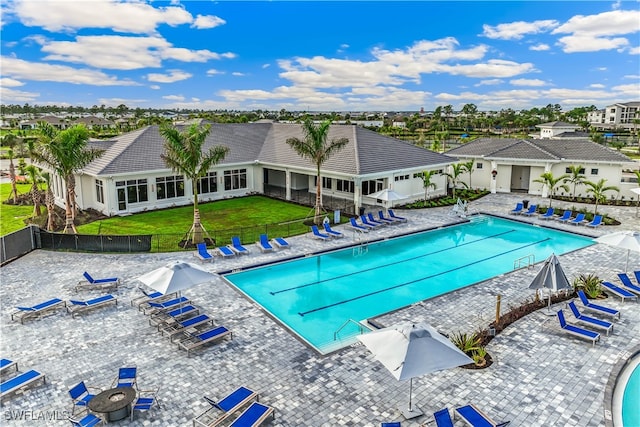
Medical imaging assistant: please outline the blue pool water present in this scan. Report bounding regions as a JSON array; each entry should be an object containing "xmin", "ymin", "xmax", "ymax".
[
  {"xmin": 622, "ymin": 361, "xmax": 639, "ymax": 426},
  {"xmin": 224, "ymin": 215, "xmax": 593, "ymax": 353}
]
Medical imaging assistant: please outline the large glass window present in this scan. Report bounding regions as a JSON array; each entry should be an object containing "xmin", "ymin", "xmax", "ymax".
[
  {"xmin": 224, "ymin": 169, "xmax": 247, "ymax": 191},
  {"xmin": 197, "ymin": 172, "xmax": 218, "ymax": 194},
  {"xmin": 156, "ymin": 175, "xmax": 184, "ymax": 200},
  {"xmin": 336, "ymin": 179, "xmax": 354, "ymax": 193},
  {"xmin": 95, "ymin": 179, "xmax": 104, "ymax": 203},
  {"xmin": 115, "ymin": 179, "xmax": 148, "ymax": 208},
  {"xmin": 362, "ymin": 179, "xmax": 384, "ymax": 195}
]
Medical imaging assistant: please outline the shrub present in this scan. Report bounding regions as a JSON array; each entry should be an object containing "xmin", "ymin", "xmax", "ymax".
[
  {"xmin": 573, "ymin": 273, "xmax": 602, "ymax": 299},
  {"xmin": 450, "ymin": 331, "xmax": 481, "ymax": 354}
]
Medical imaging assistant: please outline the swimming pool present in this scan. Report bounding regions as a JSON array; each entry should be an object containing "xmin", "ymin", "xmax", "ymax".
[
  {"xmin": 612, "ymin": 354, "xmax": 640, "ymax": 427},
  {"xmin": 224, "ymin": 215, "xmax": 594, "ymax": 354}
]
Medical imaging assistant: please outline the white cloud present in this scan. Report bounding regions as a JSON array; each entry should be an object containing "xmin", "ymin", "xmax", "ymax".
[
  {"xmin": 207, "ymin": 69, "xmax": 224, "ymax": 75},
  {"xmin": 0, "ymin": 86, "xmax": 39, "ymax": 102},
  {"xmin": 162, "ymin": 95, "xmax": 185, "ymax": 101},
  {"xmin": 0, "ymin": 77, "xmax": 24, "ymax": 87},
  {"xmin": 509, "ymin": 78, "xmax": 547, "ymax": 87},
  {"xmin": 147, "ymin": 70, "xmax": 192, "ymax": 83},
  {"xmin": 262, "ymin": 64, "xmax": 270, "ymax": 69},
  {"xmin": 482, "ymin": 20, "xmax": 559, "ymax": 40},
  {"xmin": 231, "ymin": 72, "xmax": 245, "ymax": 76},
  {"xmin": 475, "ymin": 79, "xmax": 503, "ymax": 86},
  {"xmin": 589, "ymin": 83, "xmax": 606, "ymax": 88},
  {"xmin": 150, "ymin": 85, "xmax": 161, "ymax": 90},
  {"xmin": 556, "ymin": 34, "xmax": 629, "ymax": 53},
  {"xmin": 1, "ymin": 56, "xmax": 138, "ymax": 86},
  {"xmin": 629, "ymin": 46, "xmax": 640, "ymax": 55},
  {"xmin": 191, "ymin": 14, "xmax": 226, "ymax": 29},
  {"xmin": 623, "ymin": 75, "xmax": 640, "ymax": 79},
  {"xmin": 529, "ymin": 44, "xmax": 550, "ymax": 51},
  {"xmin": 40, "ymin": 35, "xmax": 235, "ymax": 70}
]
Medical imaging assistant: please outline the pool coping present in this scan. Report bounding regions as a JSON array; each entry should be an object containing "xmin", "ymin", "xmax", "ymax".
[{"xmin": 603, "ymin": 344, "xmax": 640, "ymax": 427}]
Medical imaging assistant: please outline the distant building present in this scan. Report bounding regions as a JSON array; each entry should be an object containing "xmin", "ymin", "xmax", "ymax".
[
  {"xmin": 587, "ymin": 102, "xmax": 640, "ymax": 130},
  {"xmin": 535, "ymin": 121, "xmax": 580, "ymax": 139}
]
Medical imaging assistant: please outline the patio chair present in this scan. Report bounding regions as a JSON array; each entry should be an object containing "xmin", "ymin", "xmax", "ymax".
[
  {"xmin": 229, "ymin": 402, "xmax": 275, "ymax": 427},
  {"xmin": 521, "ymin": 204, "xmax": 538, "ymax": 216},
  {"xmin": 149, "ymin": 304, "xmax": 200, "ymax": 329},
  {"xmin": 131, "ymin": 288, "xmax": 176, "ymax": 309},
  {"xmin": 163, "ymin": 314, "xmax": 215, "ymax": 341},
  {"xmin": 323, "ymin": 222, "xmax": 344, "ymax": 238},
  {"xmin": 194, "ymin": 386, "xmax": 258, "ymax": 427},
  {"xmin": 585, "ymin": 215, "xmax": 603, "ymax": 228},
  {"xmin": 349, "ymin": 217, "xmax": 371, "ymax": 232},
  {"xmin": 367, "ymin": 212, "xmax": 387, "ymax": 226},
  {"xmin": 0, "ymin": 359, "xmax": 18, "ymax": 375},
  {"xmin": 69, "ymin": 413, "xmax": 104, "ymax": 427},
  {"xmin": 570, "ymin": 212, "xmax": 587, "ymax": 225},
  {"xmin": 567, "ymin": 301, "xmax": 613, "ymax": 336},
  {"xmin": 178, "ymin": 325, "xmax": 232, "ymax": 357},
  {"xmin": 601, "ymin": 281, "xmax": 638, "ymax": 302},
  {"xmin": 215, "ymin": 245, "xmax": 235, "ymax": 257},
  {"xmin": 142, "ymin": 296, "xmax": 189, "ymax": 315},
  {"xmin": 388, "ymin": 209, "xmax": 407, "ymax": 222},
  {"xmin": 194, "ymin": 243, "xmax": 214, "ymax": 262},
  {"xmin": 230, "ymin": 236, "xmax": 250, "ymax": 255},
  {"xmin": 556, "ymin": 309, "xmax": 600, "ymax": 347},
  {"xmin": 112, "ymin": 367, "xmax": 137, "ymax": 389},
  {"xmin": 67, "ymin": 295, "xmax": 118, "ymax": 318},
  {"xmin": 361, "ymin": 214, "xmax": 383, "ymax": 228},
  {"xmin": 433, "ymin": 408, "xmax": 454, "ymax": 427},
  {"xmin": 555, "ymin": 210, "xmax": 572, "ymax": 222},
  {"xmin": 130, "ymin": 387, "xmax": 160, "ymax": 421},
  {"xmin": 271, "ymin": 237, "xmax": 290, "ymax": 249},
  {"xmin": 454, "ymin": 404, "xmax": 510, "ymax": 426},
  {"xmin": 75, "ymin": 271, "xmax": 121, "ymax": 292},
  {"xmin": 311, "ymin": 225, "xmax": 330, "ymax": 240},
  {"xmin": 509, "ymin": 202, "xmax": 523, "ymax": 215},
  {"xmin": 256, "ymin": 234, "xmax": 275, "ymax": 252},
  {"xmin": 577, "ymin": 290, "xmax": 620, "ymax": 319},
  {"xmin": 616, "ymin": 273, "xmax": 640, "ymax": 296},
  {"xmin": 68, "ymin": 381, "xmax": 100, "ymax": 415},
  {"xmin": 0, "ymin": 369, "xmax": 46, "ymax": 399},
  {"xmin": 378, "ymin": 210, "xmax": 400, "ymax": 224},
  {"xmin": 538, "ymin": 207, "xmax": 554, "ymax": 220},
  {"xmin": 11, "ymin": 298, "xmax": 66, "ymax": 324}
]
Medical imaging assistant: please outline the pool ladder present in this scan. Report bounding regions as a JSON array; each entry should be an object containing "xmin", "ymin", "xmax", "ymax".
[
  {"xmin": 514, "ymin": 254, "xmax": 535, "ymax": 270},
  {"xmin": 334, "ymin": 319, "xmax": 367, "ymax": 341}
]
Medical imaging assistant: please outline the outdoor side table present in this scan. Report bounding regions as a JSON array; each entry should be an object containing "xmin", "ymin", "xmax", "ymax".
[{"xmin": 88, "ymin": 386, "xmax": 136, "ymax": 422}]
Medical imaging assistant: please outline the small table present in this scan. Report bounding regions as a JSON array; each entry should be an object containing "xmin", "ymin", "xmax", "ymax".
[{"xmin": 89, "ymin": 386, "xmax": 136, "ymax": 422}]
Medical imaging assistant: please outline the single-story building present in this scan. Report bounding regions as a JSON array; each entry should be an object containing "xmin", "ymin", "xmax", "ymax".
[{"xmin": 48, "ymin": 123, "xmax": 455, "ymax": 217}]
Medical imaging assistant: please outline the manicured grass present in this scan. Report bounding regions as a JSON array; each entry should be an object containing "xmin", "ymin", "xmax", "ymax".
[{"xmin": 0, "ymin": 183, "xmax": 36, "ymax": 236}]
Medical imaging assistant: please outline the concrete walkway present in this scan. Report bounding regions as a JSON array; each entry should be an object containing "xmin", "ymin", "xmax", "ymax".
[{"xmin": 1, "ymin": 193, "xmax": 638, "ymax": 426}]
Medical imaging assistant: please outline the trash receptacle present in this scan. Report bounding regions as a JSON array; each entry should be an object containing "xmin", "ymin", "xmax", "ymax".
[
  {"xmin": 359, "ymin": 207, "xmax": 365, "ymax": 216},
  {"xmin": 522, "ymin": 200, "xmax": 530, "ymax": 209}
]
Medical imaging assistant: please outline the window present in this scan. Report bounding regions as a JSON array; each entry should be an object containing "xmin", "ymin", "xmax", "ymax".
[
  {"xmin": 322, "ymin": 177, "xmax": 332, "ymax": 190},
  {"xmin": 565, "ymin": 167, "xmax": 585, "ymax": 174},
  {"xmin": 394, "ymin": 175, "xmax": 409, "ymax": 182},
  {"xmin": 95, "ymin": 179, "xmax": 104, "ymax": 203},
  {"xmin": 156, "ymin": 175, "xmax": 184, "ymax": 200},
  {"xmin": 224, "ymin": 169, "xmax": 247, "ymax": 191},
  {"xmin": 336, "ymin": 179, "xmax": 354, "ymax": 193},
  {"xmin": 197, "ymin": 172, "xmax": 217, "ymax": 194},
  {"xmin": 362, "ymin": 179, "xmax": 384, "ymax": 195},
  {"xmin": 591, "ymin": 168, "xmax": 598, "ymax": 175},
  {"xmin": 476, "ymin": 163, "xmax": 483, "ymax": 169},
  {"xmin": 115, "ymin": 179, "xmax": 148, "ymax": 205}
]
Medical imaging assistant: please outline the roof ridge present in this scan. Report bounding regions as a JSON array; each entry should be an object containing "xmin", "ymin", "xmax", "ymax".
[
  {"xmin": 351, "ymin": 125, "xmax": 360, "ymax": 175},
  {"xmin": 523, "ymin": 139, "xmax": 560, "ymax": 159}
]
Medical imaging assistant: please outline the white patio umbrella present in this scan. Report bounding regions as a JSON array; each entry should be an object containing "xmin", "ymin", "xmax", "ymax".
[
  {"xmin": 630, "ymin": 187, "xmax": 640, "ymax": 218},
  {"xmin": 594, "ymin": 231, "xmax": 640, "ymax": 272},
  {"xmin": 358, "ymin": 322, "xmax": 473, "ymax": 419},
  {"xmin": 528, "ymin": 253, "xmax": 571, "ymax": 314},
  {"xmin": 137, "ymin": 260, "xmax": 217, "ymax": 295},
  {"xmin": 369, "ymin": 188, "xmax": 407, "ymax": 210}
]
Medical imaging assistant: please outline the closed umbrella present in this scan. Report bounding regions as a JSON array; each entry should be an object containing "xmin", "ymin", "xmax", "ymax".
[
  {"xmin": 369, "ymin": 188, "xmax": 407, "ymax": 210},
  {"xmin": 630, "ymin": 187, "xmax": 640, "ymax": 218},
  {"xmin": 594, "ymin": 231, "xmax": 640, "ymax": 272},
  {"xmin": 137, "ymin": 260, "xmax": 216, "ymax": 295},
  {"xmin": 358, "ymin": 322, "xmax": 473, "ymax": 419},
  {"xmin": 528, "ymin": 253, "xmax": 571, "ymax": 314}
]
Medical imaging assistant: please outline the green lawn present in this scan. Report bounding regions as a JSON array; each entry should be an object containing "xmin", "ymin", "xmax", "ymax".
[{"xmin": 0, "ymin": 183, "xmax": 36, "ymax": 236}]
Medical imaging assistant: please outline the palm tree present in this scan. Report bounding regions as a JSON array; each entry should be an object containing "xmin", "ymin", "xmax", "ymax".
[
  {"xmin": 24, "ymin": 165, "xmax": 42, "ymax": 217},
  {"xmin": 461, "ymin": 160, "xmax": 475, "ymax": 189},
  {"xmin": 41, "ymin": 172, "xmax": 56, "ymax": 231},
  {"xmin": 286, "ymin": 119, "xmax": 349, "ymax": 224},
  {"xmin": 584, "ymin": 178, "xmax": 619, "ymax": 215},
  {"xmin": 533, "ymin": 172, "xmax": 569, "ymax": 208},
  {"xmin": 160, "ymin": 123, "xmax": 229, "ymax": 245},
  {"xmin": 2, "ymin": 134, "xmax": 20, "ymax": 203},
  {"xmin": 564, "ymin": 165, "xmax": 585, "ymax": 199},
  {"xmin": 32, "ymin": 124, "xmax": 105, "ymax": 233},
  {"xmin": 420, "ymin": 170, "xmax": 438, "ymax": 202},
  {"xmin": 444, "ymin": 163, "xmax": 469, "ymax": 199}
]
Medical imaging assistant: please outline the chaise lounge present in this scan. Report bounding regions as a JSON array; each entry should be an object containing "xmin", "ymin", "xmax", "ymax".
[
  {"xmin": 11, "ymin": 298, "xmax": 66, "ymax": 324},
  {"xmin": 577, "ymin": 290, "xmax": 620, "ymax": 319},
  {"xmin": 323, "ymin": 222, "xmax": 344, "ymax": 238},
  {"xmin": 0, "ymin": 359, "xmax": 18, "ymax": 375},
  {"xmin": 454, "ymin": 404, "xmax": 510, "ymax": 426},
  {"xmin": 67, "ymin": 295, "xmax": 118, "ymax": 318},
  {"xmin": 194, "ymin": 243, "xmax": 214, "ymax": 262},
  {"xmin": 193, "ymin": 386, "xmax": 258, "ymax": 427},
  {"xmin": 555, "ymin": 210, "xmax": 572, "ymax": 223},
  {"xmin": 1, "ymin": 369, "xmax": 46, "ymax": 399},
  {"xmin": 75, "ymin": 272, "xmax": 121, "ymax": 292},
  {"xmin": 256, "ymin": 234, "xmax": 275, "ymax": 252},
  {"xmin": 567, "ymin": 301, "xmax": 613, "ymax": 336},
  {"xmin": 349, "ymin": 217, "xmax": 371, "ymax": 232},
  {"xmin": 617, "ymin": 273, "xmax": 640, "ymax": 296},
  {"xmin": 271, "ymin": 237, "xmax": 290, "ymax": 249},
  {"xmin": 388, "ymin": 209, "xmax": 407, "ymax": 222},
  {"xmin": 230, "ymin": 236, "xmax": 250, "ymax": 255},
  {"xmin": 178, "ymin": 325, "xmax": 233, "ymax": 357},
  {"xmin": 556, "ymin": 309, "xmax": 600, "ymax": 347},
  {"xmin": 311, "ymin": 225, "xmax": 330, "ymax": 240},
  {"xmin": 229, "ymin": 402, "xmax": 275, "ymax": 427},
  {"xmin": 601, "ymin": 281, "xmax": 638, "ymax": 302}
]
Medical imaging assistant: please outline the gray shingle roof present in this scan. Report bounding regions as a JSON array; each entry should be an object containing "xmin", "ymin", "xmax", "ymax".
[{"xmin": 82, "ymin": 123, "xmax": 453, "ymax": 177}]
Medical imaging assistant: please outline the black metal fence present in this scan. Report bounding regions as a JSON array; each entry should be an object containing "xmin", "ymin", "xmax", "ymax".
[
  {"xmin": 0, "ymin": 226, "xmax": 37, "ymax": 265},
  {"xmin": 264, "ymin": 185, "xmax": 358, "ymax": 216}
]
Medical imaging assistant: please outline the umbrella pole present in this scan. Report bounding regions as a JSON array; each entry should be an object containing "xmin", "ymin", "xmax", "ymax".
[
  {"xmin": 408, "ymin": 378, "xmax": 413, "ymax": 411},
  {"xmin": 626, "ymin": 249, "xmax": 630, "ymax": 272}
]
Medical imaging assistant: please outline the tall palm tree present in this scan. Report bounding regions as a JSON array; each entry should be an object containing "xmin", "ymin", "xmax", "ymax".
[
  {"xmin": 584, "ymin": 178, "xmax": 619, "ymax": 215},
  {"xmin": 533, "ymin": 172, "xmax": 569, "ymax": 208},
  {"xmin": 32, "ymin": 124, "xmax": 105, "ymax": 233},
  {"xmin": 461, "ymin": 160, "xmax": 475, "ymax": 189},
  {"xmin": 286, "ymin": 119, "xmax": 349, "ymax": 224},
  {"xmin": 420, "ymin": 170, "xmax": 438, "ymax": 202},
  {"xmin": 41, "ymin": 172, "xmax": 56, "ymax": 231},
  {"xmin": 2, "ymin": 134, "xmax": 20, "ymax": 203},
  {"xmin": 160, "ymin": 123, "xmax": 229, "ymax": 245},
  {"xmin": 444, "ymin": 163, "xmax": 469, "ymax": 199},
  {"xmin": 24, "ymin": 165, "xmax": 42, "ymax": 217},
  {"xmin": 564, "ymin": 165, "xmax": 585, "ymax": 199}
]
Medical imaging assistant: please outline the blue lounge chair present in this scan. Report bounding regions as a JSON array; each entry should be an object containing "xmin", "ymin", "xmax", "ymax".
[
  {"xmin": 521, "ymin": 204, "xmax": 537, "ymax": 216},
  {"xmin": 68, "ymin": 381, "xmax": 100, "ymax": 415},
  {"xmin": 323, "ymin": 222, "xmax": 344, "ymax": 238},
  {"xmin": 570, "ymin": 212, "xmax": 586, "ymax": 225},
  {"xmin": 130, "ymin": 387, "xmax": 160, "ymax": 421},
  {"xmin": 0, "ymin": 369, "xmax": 46, "ymax": 399},
  {"xmin": 577, "ymin": 290, "xmax": 620, "ymax": 319},
  {"xmin": 367, "ymin": 212, "xmax": 387, "ymax": 226},
  {"xmin": 194, "ymin": 243, "xmax": 214, "ymax": 262},
  {"xmin": 149, "ymin": 304, "xmax": 199, "ymax": 328},
  {"xmin": 617, "ymin": 273, "xmax": 640, "ymax": 295},
  {"xmin": 112, "ymin": 367, "xmax": 137, "ymax": 389},
  {"xmin": 178, "ymin": 325, "xmax": 233, "ymax": 357},
  {"xmin": 0, "ymin": 359, "xmax": 18, "ymax": 375},
  {"xmin": 142, "ymin": 296, "xmax": 188, "ymax": 315},
  {"xmin": 601, "ymin": 281, "xmax": 638, "ymax": 302},
  {"xmin": 635, "ymin": 271, "xmax": 640, "ymax": 286},
  {"xmin": 361, "ymin": 214, "xmax": 383, "ymax": 228},
  {"xmin": 433, "ymin": 408, "xmax": 454, "ymax": 427},
  {"xmin": 585, "ymin": 215, "xmax": 603, "ymax": 228},
  {"xmin": 556, "ymin": 309, "xmax": 600, "ymax": 347},
  {"xmin": 378, "ymin": 211, "xmax": 398, "ymax": 224},
  {"xmin": 388, "ymin": 209, "xmax": 407, "ymax": 222},
  {"xmin": 69, "ymin": 413, "xmax": 104, "ymax": 427},
  {"xmin": 349, "ymin": 217, "xmax": 371, "ymax": 232},
  {"xmin": 257, "ymin": 234, "xmax": 275, "ymax": 252},
  {"xmin": 271, "ymin": 237, "xmax": 290, "ymax": 249},
  {"xmin": 311, "ymin": 225, "xmax": 330, "ymax": 240},
  {"xmin": 538, "ymin": 207, "xmax": 554, "ymax": 220},
  {"xmin": 195, "ymin": 386, "xmax": 259, "ymax": 427},
  {"xmin": 454, "ymin": 404, "xmax": 510, "ymax": 426},
  {"xmin": 381, "ymin": 423, "xmax": 402, "ymax": 427},
  {"xmin": 217, "ymin": 245, "xmax": 236, "ymax": 257},
  {"xmin": 131, "ymin": 288, "xmax": 177, "ymax": 309},
  {"xmin": 11, "ymin": 298, "xmax": 66, "ymax": 324},
  {"xmin": 567, "ymin": 301, "xmax": 613, "ymax": 335},
  {"xmin": 164, "ymin": 314, "xmax": 215, "ymax": 341},
  {"xmin": 229, "ymin": 401, "xmax": 275, "ymax": 427},
  {"xmin": 67, "ymin": 295, "xmax": 117, "ymax": 318},
  {"xmin": 230, "ymin": 236, "xmax": 249, "ymax": 255},
  {"xmin": 509, "ymin": 202, "xmax": 523, "ymax": 215},
  {"xmin": 555, "ymin": 210, "xmax": 572, "ymax": 222},
  {"xmin": 76, "ymin": 272, "xmax": 120, "ymax": 292}
]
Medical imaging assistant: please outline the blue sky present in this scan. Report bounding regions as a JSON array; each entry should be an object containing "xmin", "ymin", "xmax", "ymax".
[{"xmin": 1, "ymin": 1, "xmax": 639, "ymax": 112}]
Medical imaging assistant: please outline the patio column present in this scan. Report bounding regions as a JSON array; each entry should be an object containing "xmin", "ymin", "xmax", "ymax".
[
  {"xmin": 541, "ymin": 163, "xmax": 552, "ymax": 198},
  {"xmin": 285, "ymin": 170, "xmax": 291, "ymax": 200},
  {"xmin": 490, "ymin": 161, "xmax": 497, "ymax": 194}
]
